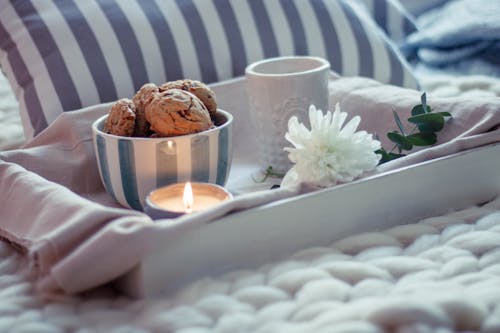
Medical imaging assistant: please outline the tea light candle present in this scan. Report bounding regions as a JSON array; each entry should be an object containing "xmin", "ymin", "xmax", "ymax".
[{"xmin": 145, "ymin": 182, "xmax": 232, "ymax": 219}]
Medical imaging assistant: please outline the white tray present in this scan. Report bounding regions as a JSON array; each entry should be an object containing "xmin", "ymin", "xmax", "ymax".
[
  {"xmin": 118, "ymin": 78, "xmax": 500, "ymax": 297},
  {"xmin": 131, "ymin": 143, "xmax": 500, "ymax": 297}
]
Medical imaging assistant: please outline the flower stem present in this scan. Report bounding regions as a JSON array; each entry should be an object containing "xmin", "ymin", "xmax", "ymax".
[{"xmin": 252, "ymin": 166, "xmax": 285, "ymax": 183}]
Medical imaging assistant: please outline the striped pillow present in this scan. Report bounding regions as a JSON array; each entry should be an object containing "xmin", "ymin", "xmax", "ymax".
[
  {"xmin": 359, "ymin": 0, "xmax": 417, "ymax": 43},
  {"xmin": 0, "ymin": 0, "xmax": 418, "ymax": 139}
]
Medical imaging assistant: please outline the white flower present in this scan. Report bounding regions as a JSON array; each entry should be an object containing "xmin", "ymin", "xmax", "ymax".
[{"xmin": 281, "ymin": 104, "xmax": 381, "ymax": 189}]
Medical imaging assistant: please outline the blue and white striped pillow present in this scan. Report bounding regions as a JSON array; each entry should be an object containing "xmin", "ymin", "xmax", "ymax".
[
  {"xmin": 0, "ymin": 0, "xmax": 418, "ymax": 139},
  {"xmin": 359, "ymin": 0, "xmax": 417, "ymax": 43}
]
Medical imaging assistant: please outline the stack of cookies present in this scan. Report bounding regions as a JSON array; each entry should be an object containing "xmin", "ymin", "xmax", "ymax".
[{"xmin": 103, "ymin": 79, "xmax": 217, "ymax": 137}]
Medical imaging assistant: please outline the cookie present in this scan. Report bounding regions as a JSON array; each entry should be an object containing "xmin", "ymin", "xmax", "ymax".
[
  {"xmin": 159, "ymin": 79, "xmax": 217, "ymax": 117},
  {"xmin": 145, "ymin": 88, "xmax": 213, "ymax": 137},
  {"xmin": 132, "ymin": 83, "xmax": 158, "ymax": 136},
  {"xmin": 103, "ymin": 98, "xmax": 136, "ymax": 136}
]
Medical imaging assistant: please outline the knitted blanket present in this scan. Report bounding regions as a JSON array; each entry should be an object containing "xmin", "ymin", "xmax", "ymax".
[{"xmin": 1, "ymin": 197, "xmax": 500, "ymax": 333}]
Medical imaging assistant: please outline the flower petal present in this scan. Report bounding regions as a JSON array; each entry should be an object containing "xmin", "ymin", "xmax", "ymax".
[
  {"xmin": 280, "ymin": 167, "xmax": 300, "ymax": 189},
  {"xmin": 283, "ymin": 103, "xmax": 381, "ymax": 188},
  {"xmin": 340, "ymin": 115, "xmax": 361, "ymax": 137}
]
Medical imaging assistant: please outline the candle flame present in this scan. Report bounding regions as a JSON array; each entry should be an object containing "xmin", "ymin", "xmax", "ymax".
[{"xmin": 183, "ymin": 182, "xmax": 194, "ymax": 213}]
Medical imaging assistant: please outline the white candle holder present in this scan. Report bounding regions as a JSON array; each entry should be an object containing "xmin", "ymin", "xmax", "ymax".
[{"xmin": 144, "ymin": 182, "xmax": 232, "ymax": 219}]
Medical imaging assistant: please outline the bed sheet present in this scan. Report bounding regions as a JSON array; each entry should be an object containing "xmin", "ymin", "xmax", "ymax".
[{"xmin": 403, "ymin": 0, "xmax": 500, "ymax": 81}]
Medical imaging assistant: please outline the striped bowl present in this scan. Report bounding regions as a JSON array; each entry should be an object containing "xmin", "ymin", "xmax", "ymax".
[{"xmin": 92, "ymin": 109, "xmax": 233, "ymax": 210}]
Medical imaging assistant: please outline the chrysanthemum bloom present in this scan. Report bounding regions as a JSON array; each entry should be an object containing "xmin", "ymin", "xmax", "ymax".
[{"xmin": 281, "ymin": 104, "xmax": 381, "ymax": 189}]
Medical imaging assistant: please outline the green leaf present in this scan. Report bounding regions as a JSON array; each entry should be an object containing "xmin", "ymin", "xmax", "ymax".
[
  {"xmin": 412, "ymin": 92, "xmax": 437, "ymax": 117},
  {"xmin": 386, "ymin": 152, "xmax": 406, "ymax": 161},
  {"xmin": 405, "ymin": 132, "xmax": 437, "ymax": 146},
  {"xmin": 408, "ymin": 113, "xmax": 445, "ymax": 133},
  {"xmin": 387, "ymin": 131, "xmax": 413, "ymax": 151},
  {"xmin": 375, "ymin": 148, "xmax": 386, "ymax": 158},
  {"xmin": 411, "ymin": 104, "xmax": 432, "ymax": 116},
  {"xmin": 376, "ymin": 148, "xmax": 405, "ymax": 164},
  {"xmin": 378, "ymin": 93, "xmax": 450, "ymax": 165},
  {"xmin": 393, "ymin": 110, "xmax": 406, "ymax": 135}
]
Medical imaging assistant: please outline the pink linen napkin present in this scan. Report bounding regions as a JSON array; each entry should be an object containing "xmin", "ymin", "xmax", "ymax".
[
  {"xmin": 1, "ymin": 75, "xmax": 500, "ymax": 297},
  {"xmin": 0, "ymin": 105, "xmax": 154, "ymax": 291}
]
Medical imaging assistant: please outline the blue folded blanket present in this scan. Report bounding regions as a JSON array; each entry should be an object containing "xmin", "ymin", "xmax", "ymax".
[{"xmin": 402, "ymin": 0, "xmax": 500, "ymax": 75}]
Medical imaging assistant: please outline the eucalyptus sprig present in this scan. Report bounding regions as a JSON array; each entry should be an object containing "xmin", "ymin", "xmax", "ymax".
[{"xmin": 376, "ymin": 93, "xmax": 452, "ymax": 164}]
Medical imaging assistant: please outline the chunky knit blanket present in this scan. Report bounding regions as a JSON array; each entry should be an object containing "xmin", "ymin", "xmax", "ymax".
[{"xmin": 1, "ymin": 197, "xmax": 500, "ymax": 333}]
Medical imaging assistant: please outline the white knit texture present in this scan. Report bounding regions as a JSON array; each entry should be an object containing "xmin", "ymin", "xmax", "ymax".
[{"xmin": 0, "ymin": 197, "xmax": 500, "ymax": 333}]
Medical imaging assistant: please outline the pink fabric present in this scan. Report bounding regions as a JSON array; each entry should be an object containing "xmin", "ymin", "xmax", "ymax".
[
  {"xmin": 0, "ymin": 105, "xmax": 154, "ymax": 292},
  {"xmin": 1, "ymin": 75, "xmax": 499, "ymax": 296},
  {"xmin": 328, "ymin": 77, "xmax": 500, "ymax": 172}
]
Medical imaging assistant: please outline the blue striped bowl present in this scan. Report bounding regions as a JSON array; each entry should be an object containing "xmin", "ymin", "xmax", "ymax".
[{"xmin": 92, "ymin": 109, "xmax": 233, "ymax": 210}]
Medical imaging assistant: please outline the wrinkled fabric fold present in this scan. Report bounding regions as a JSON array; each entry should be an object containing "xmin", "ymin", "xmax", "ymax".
[
  {"xmin": 328, "ymin": 76, "xmax": 500, "ymax": 173},
  {"xmin": 401, "ymin": 0, "xmax": 500, "ymax": 76}
]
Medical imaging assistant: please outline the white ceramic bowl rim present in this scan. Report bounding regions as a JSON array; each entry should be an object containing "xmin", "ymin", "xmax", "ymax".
[{"xmin": 92, "ymin": 108, "xmax": 233, "ymax": 141}]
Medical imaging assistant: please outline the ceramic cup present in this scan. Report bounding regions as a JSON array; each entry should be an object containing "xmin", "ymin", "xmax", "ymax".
[
  {"xmin": 245, "ymin": 56, "xmax": 330, "ymax": 173},
  {"xmin": 92, "ymin": 109, "xmax": 233, "ymax": 210}
]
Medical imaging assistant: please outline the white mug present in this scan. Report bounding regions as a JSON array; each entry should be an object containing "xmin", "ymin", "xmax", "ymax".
[{"xmin": 245, "ymin": 56, "xmax": 330, "ymax": 173}]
